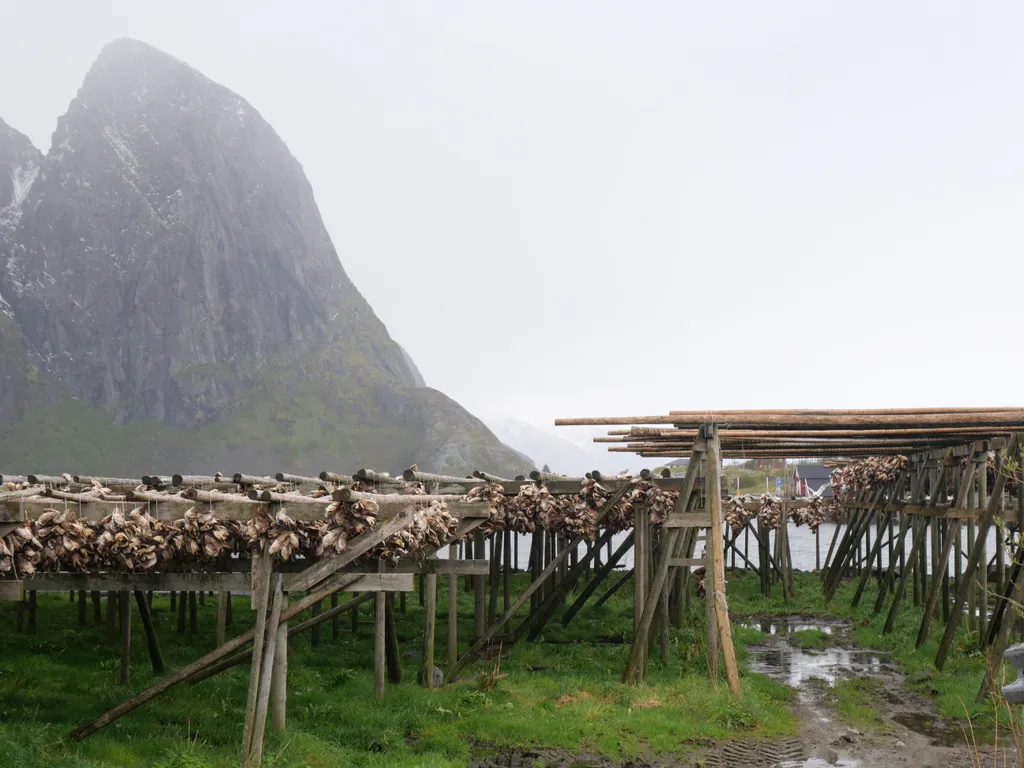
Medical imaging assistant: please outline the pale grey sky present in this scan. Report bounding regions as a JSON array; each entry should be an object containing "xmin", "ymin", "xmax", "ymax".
[{"xmin": 2, "ymin": 2, "xmax": 1022, "ymax": 435}]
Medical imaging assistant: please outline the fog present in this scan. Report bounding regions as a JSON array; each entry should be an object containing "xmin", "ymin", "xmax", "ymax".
[{"xmin": 3, "ymin": 1, "xmax": 1022, "ymax": 455}]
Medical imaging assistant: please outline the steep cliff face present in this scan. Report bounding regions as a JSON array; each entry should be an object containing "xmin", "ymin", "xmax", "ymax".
[
  {"xmin": 5, "ymin": 39, "xmax": 413, "ymax": 427},
  {"xmin": 0, "ymin": 39, "xmax": 530, "ymax": 477},
  {"xmin": 0, "ymin": 119, "xmax": 46, "ymax": 424}
]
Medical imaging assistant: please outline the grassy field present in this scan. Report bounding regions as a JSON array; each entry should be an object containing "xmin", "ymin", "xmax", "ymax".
[{"xmin": 0, "ymin": 566, "xmax": 1011, "ymax": 766}]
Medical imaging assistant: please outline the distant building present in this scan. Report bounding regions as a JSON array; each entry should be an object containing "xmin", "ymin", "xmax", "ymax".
[
  {"xmin": 748, "ymin": 458, "xmax": 786, "ymax": 470},
  {"xmin": 793, "ymin": 464, "xmax": 834, "ymax": 498}
]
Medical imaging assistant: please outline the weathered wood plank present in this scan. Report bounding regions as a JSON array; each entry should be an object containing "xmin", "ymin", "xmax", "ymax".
[{"xmin": 20, "ymin": 571, "xmax": 414, "ymax": 593}]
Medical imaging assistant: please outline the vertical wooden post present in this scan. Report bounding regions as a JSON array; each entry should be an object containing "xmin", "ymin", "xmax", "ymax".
[
  {"xmin": 707, "ymin": 427, "xmax": 740, "ymax": 695},
  {"xmin": 503, "ymin": 530, "xmax": 512, "ymax": 613},
  {"xmin": 188, "ymin": 591, "xmax": 197, "ymax": 634},
  {"xmin": 134, "ymin": 590, "xmax": 165, "ymax": 674},
  {"xmin": 423, "ymin": 572, "xmax": 438, "ymax": 688},
  {"xmin": 241, "ymin": 547, "xmax": 274, "ymax": 762},
  {"xmin": 374, "ymin": 591, "xmax": 386, "ymax": 699},
  {"xmin": 351, "ymin": 593, "xmax": 360, "ymax": 634},
  {"xmin": 331, "ymin": 593, "xmax": 340, "ymax": 640},
  {"xmin": 92, "ymin": 591, "xmax": 102, "ymax": 625},
  {"xmin": 633, "ymin": 493, "xmax": 649, "ymax": 679},
  {"xmin": 935, "ymin": 436, "xmax": 1017, "ymax": 668},
  {"xmin": 917, "ymin": 445, "xmax": 982, "ymax": 647},
  {"xmin": 448, "ymin": 544, "xmax": 458, "ymax": 669},
  {"xmin": 105, "ymin": 591, "xmax": 116, "ymax": 642},
  {"xmin": 245, "ymin": 576, "xmax": 284, "ymax": 768},
  {"xmin": 78, "ymin": 590, "xmax": 87, "ymax": 626},
  {"xmin": 271, "ymin": 595, "xmax": 288, "ymax": 734},
  {"xmin": 978, "ymin": 459, "xmax": 989, "ymax": 645},
  {"xmin": 118, "ymin": 591, "xmax": 131, "ymax": 685},
  {"xmin": 488, "ymin": 531, "xmax": 501, "ymax": 627},
  {"xmin": 474, "ymin": 529, "xmax": 486, "ymax": 640},
  {"xmin": 27, "ymin": 590, "xmax": 37, "ymax": 634},
  {"xmin": 216, "ymin": 592, "xmax": 228, "ymax": 648},
  {"xmin": 384, "ymin": 592, "xmax": 402, "ymax": 683},
  {"xmin": 311, "ymin": 600, "xmax": 321, "ymax": 647}
]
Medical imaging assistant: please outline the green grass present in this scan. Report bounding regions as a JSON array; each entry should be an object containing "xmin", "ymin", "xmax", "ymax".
[
  {"xmin": 1, "ymin": 565, "xmax": 1011, "ymax": 766},
  {"xmin": 725, "ymin": 569, "xmax": 1011, "ymax": 724},
  {"xmin": 830, "ymin": 678, "xmax": 888, "ymax": 732},
  {"xmin": 0, "ymin": 574, "xmax": 794, "ymax": 768},
  {"xmin": 789, "ymin": 629, "xmax": 832, "ymax": 649}
]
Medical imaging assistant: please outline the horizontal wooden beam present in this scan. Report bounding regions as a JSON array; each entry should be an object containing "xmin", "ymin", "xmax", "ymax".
[
  {"xmin": 1, "ymin": 498, "xmax": 493, "ymax": 522},
  {"xmin": 664, "ymin": 513, "xmax": 713, "ymax": 528},
  {"xmin": 18, "ymin": 572, "xmax": 415, "ymax": 594},
  {"xmin": 0, "ymin": 580, "xmax": 24, "ymax": 601},
  {"xmin": 668, "ymin": 557, "xmax": 706, "ymax": 567}
]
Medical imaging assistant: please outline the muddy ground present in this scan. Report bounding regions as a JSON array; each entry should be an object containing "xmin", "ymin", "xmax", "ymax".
[{"xmin": 471, "ymin": 615, "xmax": 1010, "ymax": 768}]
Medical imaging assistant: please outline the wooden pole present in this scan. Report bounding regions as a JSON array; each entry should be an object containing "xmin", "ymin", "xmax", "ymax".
[
  {"xmin": 385, "ymin": 593, "xmax": 402, "ymax": 683},
  {"xmin": 562, "ymin": 532, "xmax": 634, "ymax": 626},
  {"xmin": 474, "ymin": 529, "xmax": 486, "ymax": 640},
  {"xmin": 216, "ymin": 592, "xmax": 228, "ymax": 648},
  {"xmin": 374, "ymin": 591, "xmax": 386, "ymax": 699},
  {"xmin": 623, "ymin": 450, "xmax": 702, "ymax": 682},
  {"xmin": 310, "ymin": 601, "xmax": 321, "ymax": 647},
  {"xmin": 488, "ymin": 531, "xmax": 501, "ymax": 627},
  {"xmin": 916, "ymin": 446, "xmax": 982, "ymax": 648},
  {"xmin": 118, "ymin": 591, "xmax": 131, "ymax": 685},
  {"xmin": 423, "ymin": 572, "xmax": 438, "ymax": 688},
  {"xmin": 271, "ymin": 595, "xmax": 288, "ymax": 735},
  {"xmin": 935, "ymin": 436, "xmax": 1017, "ymax": 667},
  {"xmin": 873, "ymin": 465, "xmax": 928, "ymax": 614},
  {"xmin": 240, "ymin": 548, "xmax": 274, "ymax": 760},
  {"xmin": 706, "ymin": 427, "xmax": 740, "ymax": 695},
  {"xmin": 244, "ymin": 575, "xmax": 284, "ymax": 768},
  {"xmin": 69, "ymin": 572, "xmax": 366, "ymax": 740},
  {"xmin": 448, "ymin": 544, "xmax": 458, "ymax": 669},
  {"xmin": 503, "ymin": 530, "xmax": 512, "ymax": 613},
  {"xmin": 134, "ymin": 590, "xmax": 165, "ymax": 674}
]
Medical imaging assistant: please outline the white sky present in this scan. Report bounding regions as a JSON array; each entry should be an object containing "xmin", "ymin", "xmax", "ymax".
[{"xmin": 2, "ymin": 1, "xmax": 1022, "ymax": 436}]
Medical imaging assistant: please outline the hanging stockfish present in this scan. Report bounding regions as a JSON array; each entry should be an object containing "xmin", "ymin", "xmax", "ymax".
[
  {"xmin": 3, "ymin": 524, "xmax": 42, "ymax": 577},
  {"xmin": 95, "ymin": 508, "xmax": 164, "ymax": 572},
  {"xmin": 757, "ymin": 494, "xmax": 782, "ymax": 529},
  {"xmin": 321, "ymin": 499, "xmax": 379, "ymax": 556},
  {"xmin": 791, "ymin": 497, "xmax": 827, "ymax": 533},
  {"xmin": 33, "ymin": 508, "xmax": 97, "ymax": 571},
  {"xmin": 831, "ymin": 455, "xmax": 908, "ymax": 494},
  {"xmin": 505, "ymin": 484, "xmax": 545, "ymax": 533},
  {"xmin": 463, "ymin": 482, "xmax": 508, "ymax": 533},
  {"xmin": 725, "ymin": 496, "xmax": 753, "ymax": 534},
  {"xmin": 163, "ymin": 507, "xmax": 236, "ymax": 565},
  {"xmin": 371, "ymin": 499, "xmax": 458, "ymax": 563},
  {"xmin": 402, "ymin": 481, "xmax": 428, "ymax": 496},
  {"xmin": 264, "ymin": 508, "xmax": 322, "ymax": 561}
]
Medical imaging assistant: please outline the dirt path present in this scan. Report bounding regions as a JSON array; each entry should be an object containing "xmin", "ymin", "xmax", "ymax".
[
  {"xmin": 708, "ymin": 615, "xmax": 995, "ymax": 767},
  {"xmin": 471, "ymin": 615, "xmax": 1010, "ymax": 768}
]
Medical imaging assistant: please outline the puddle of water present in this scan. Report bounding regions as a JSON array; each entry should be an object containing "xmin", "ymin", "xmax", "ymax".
[
  {"xmin": 749, "ymin": 645, "xmax": 896, "ymax": 689},
  {"xmin": 890, "ymin": 711, "xmax": 965, "ymax": 748},
  {"xmin": 779, "ymin": 760, "xmax": 859, "ymax": 768},
  {"xmin": 741, "ymin": 619, "xmax": 840, "ymax": 635}
]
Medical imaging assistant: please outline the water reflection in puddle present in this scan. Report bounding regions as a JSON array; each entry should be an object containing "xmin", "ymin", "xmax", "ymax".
[
  {"xmin": 749, "ymin": 646, "xmax": 895, "ymax": 689},
  {"xmin": 779, "ymin": 760, "xmax": 859, "ymax": 768}
]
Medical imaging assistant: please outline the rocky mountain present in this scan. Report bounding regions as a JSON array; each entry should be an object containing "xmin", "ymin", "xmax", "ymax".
[{"xmin": 0, "ymin": 39, "xmax": 531, "ymax": 478}]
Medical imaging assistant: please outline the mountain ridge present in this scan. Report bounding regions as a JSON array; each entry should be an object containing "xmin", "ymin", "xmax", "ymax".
[{"xmin": 0, "ymin": 38, "xmax": 530, "ymax": 477}]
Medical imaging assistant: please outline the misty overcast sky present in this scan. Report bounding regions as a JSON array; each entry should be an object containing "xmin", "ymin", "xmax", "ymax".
[{"xmin": 2, "ymin": 2, "xmax": 1022, "ymax": 434}]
